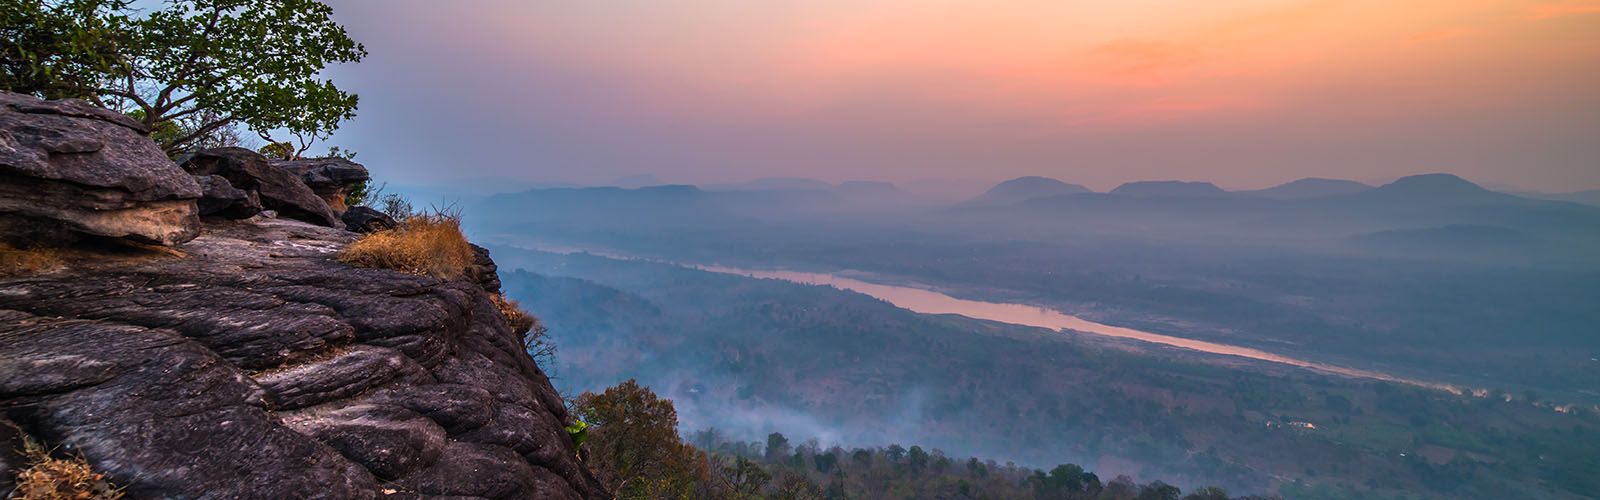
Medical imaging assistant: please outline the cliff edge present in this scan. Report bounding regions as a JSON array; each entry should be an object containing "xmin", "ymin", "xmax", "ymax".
[{"xmin": 0, "ymin": 91, "xmax": 605, "ymax": 499}]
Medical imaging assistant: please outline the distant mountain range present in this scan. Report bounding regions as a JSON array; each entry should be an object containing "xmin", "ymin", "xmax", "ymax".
[
  {"xmin": 1110, "ymin": 180, "xmax": 1228, "ymax": 197},
  {"xmin": 969, "ymin": 176, "xmax": 1092, "ymax": 204},
  {"xmin": 1513, "ymin": 189, "xmax": 1600, "ymax": 207},
  {"xmin": 1238, "ymin": 178, "xmax": 1372, "ymax": 199},
  {"xmin": 470, "ymin": 173, "xmax": 1599, "ymax": 263},
  {"xmin": 965, "ymin": 173, "xmax": 1595, "ymax": 206},
  {"xmin": 962, "ymin": 176, "xmax": 1378, "ymax": 205}
]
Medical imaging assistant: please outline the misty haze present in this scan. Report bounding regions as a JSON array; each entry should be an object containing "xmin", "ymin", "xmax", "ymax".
[{"xmin": 2, "ymin": 1, "xmax": 1597, "ymax": 500}]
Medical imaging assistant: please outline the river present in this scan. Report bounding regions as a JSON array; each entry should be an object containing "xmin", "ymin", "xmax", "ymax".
[{"xmin": 513, "ymin": 242, "xmax": 1462, "ymax": 393}]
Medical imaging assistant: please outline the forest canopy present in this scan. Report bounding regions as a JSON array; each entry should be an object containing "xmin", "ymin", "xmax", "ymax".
[{"xmin": 572, "ymin": 379, "xmax": 1274, "ymax": 500}]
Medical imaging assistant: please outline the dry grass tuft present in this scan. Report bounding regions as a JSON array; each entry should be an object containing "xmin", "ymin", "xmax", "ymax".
[
  {"xmin": 337, "ymin": 213, "xmax": 474, "ymax": 279},
  {"xmin": 491, "ymin": 293, "xmax": 555, "ymax": 363},
  {"xmin": 491, "ymin": 293, "xmax": 537, "ymax": 336},
  {"xmin": 0, "ymin": 243, "xmax": 64, "ymax": 278},
  {"xmin": 13, "ymin": 438, "xmax": 121, "ymax": 500}
]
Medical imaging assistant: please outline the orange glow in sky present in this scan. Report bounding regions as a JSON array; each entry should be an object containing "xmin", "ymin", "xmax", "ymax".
[{"xmin": 327, "ymin": 0, "xmax": 1600, "ymax": 190}]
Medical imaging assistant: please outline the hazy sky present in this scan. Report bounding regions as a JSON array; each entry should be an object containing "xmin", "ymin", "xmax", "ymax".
[{"xmin": 320, "ymin": 0, "xmax": 1600, "ymax": 192}]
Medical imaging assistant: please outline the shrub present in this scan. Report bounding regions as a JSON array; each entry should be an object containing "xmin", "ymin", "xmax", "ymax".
[
  {"xmin": 337, "ymin": 213, "xmax": 473, "ymax": 279},
  {"xmin": 373, "ymin": 192, "xmax": 414, "ymax": 221},
  {"xmin": 354, "ymin": 182, "xmax": 414, "ymax": 221},
  {"xmin": 13, "ymin": 437, "xmax": 121, "ymax": 500},
  {"xmin": 0, "ymin": 243, "xmax": 63, "ymax": 278},
  {"xmin": 491, "ymin": 293, "xmax": 535, "ymax": 335},
  {"xmin": 491, "ymin": 293, "xmax": 556, "ymax": 365},
  {"xmin": 343, "ymin": 178, "xmax": 370, "ymax": 207}
]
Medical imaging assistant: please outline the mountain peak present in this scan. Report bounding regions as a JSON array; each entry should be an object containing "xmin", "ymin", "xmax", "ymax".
[
  {"xmin": 1245, "ymin": 177, "xmax": 1372, "ymax": 199},
  {"xmin": 974, "ymin": 176, "xmax": 1092, "ymax": 203},
  {"xmin": 1376, "ymin": 173, "xmax": 1488, "ymax": 196},
  {"xmin": 1111, "ymin": 180, "xmax": 1227, "ymax": 197}
]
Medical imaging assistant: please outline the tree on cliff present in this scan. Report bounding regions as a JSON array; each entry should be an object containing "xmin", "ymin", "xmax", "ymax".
[
  {"xmin": 0, "ymin": 0, "xmax": 128, "ymax": 100},
  {"xmin": 1, "ymin": 0, "xmax": 365, "ymax": 155}
]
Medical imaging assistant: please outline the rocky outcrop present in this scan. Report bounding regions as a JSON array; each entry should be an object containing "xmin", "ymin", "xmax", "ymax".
[
  {"xmin": 180, "ymin": 147, "xmax": 342, "ymax": 227},
  {"xmin": 467, "ymin": 244, "xmax": 503, "ymax": 295},
  {"xmin": 343, "ymin": 205, "xmax": 398, "ymax": 233},
  {"xmin": 274, "ymin": 157, "xmax": 370, "ymax": 214},
  {"xmin": 0, "ymin": 91, "xmax": 202, "ymax": 246},
  {"xmin": 0, "ymin": 217, "xmax": 606, "ymax": 498},
  {"xmin": 194, "ymin": 174, "xmax": 264, "ymax": 218}
]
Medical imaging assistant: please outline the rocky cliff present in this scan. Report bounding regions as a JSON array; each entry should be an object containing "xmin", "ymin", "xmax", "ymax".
[{"xmin": 0, "ymin": 91, "xmax": 605, "ymax": 499}]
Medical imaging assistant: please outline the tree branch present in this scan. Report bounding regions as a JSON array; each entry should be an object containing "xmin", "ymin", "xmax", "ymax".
[
  {"xmin": 162, "ymin": 114, "xmax": 235, "ymax": 154},
  {"xmin": 156, "ymin": 5, "xmax": 224, "ymax": 111},
  {"xmin": 102, "ymin": 71, "xmax": 153, "ymax": 122},
  {"xmin": 158, "ymin": 103, "xmax": 209, "ymax": 121}
]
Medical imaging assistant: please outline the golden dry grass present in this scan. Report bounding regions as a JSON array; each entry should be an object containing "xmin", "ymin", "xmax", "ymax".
[
  {"xmin": 337, "ymin": 214, "xmax": 474, "ymax": 279},
  {"xmin": 13, "ymin": 439, "xmax": 121, "ymax": 500},
  {"xmin": 491, "ymin": 293, "xmax": 537, "ymax": 336},
  {"xmin": 0, "ymin": 243, "xmax": 64, "ymax": 278},
  {"xmin": 492, "ymin": 293, "xmax": 554, "ymax": 362}
]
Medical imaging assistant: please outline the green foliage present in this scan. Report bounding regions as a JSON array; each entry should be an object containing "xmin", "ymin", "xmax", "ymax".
[
  {"xmin": 343, "ymin": 178, "xmax": 370, "ymax": 207},
  {"xmin": 352, "ymin": 182, "xmax": 415, "ymax": 221},
  {"xmin": 2, "ymin": 0, "xmax": 366, "ymax": 154},
  {"xmin": 690, "ymin": 429, "xmax": 1259, "ymax": 500},
  {"xmin": 117, "ymin": 0, "xmax": 365, "ymax": 153},
  {"xmin": 0, "ymin": 0, "xmax": 128, "ymax": 99},
  {"xmin": 765, "ymin": 432, "xmax": 790, "ymax": 462},
  {"xmin": 573, "ymin": 380, "xmax": 712, "ymax": 499},
  {"xmin": 568, "ymin": 381, "xmax": 1241, "ymax": 499},
  {"xmin": 565, "ymin": 419, "xmax": 590, "ymax": 448},
  {"xmin": 324, "ymin": 145, "xmax": 357, "ymax": 159},
  {"xmin": 718, "ymin": 456, "xmax": 770, "ymax": 498},
  {"xmin": 258, "ymin": 141, "xmax": 295, "ymax": 160}
]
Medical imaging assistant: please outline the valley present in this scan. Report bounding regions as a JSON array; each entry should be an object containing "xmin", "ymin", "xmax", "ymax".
[
  {"xmin": 498, "ymin": 240, "xmax": 1462, "ymax": 394},
  {"xmin": 463, "ymin": 174, "xmax": 1600, "ymax": 405},
  {"xmin": 485, "ymin": 244, "xmax": 1600, "ymax": 499}
]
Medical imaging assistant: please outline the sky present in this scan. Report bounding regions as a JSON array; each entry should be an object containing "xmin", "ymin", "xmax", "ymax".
[{"xmin": 319, "ymin": 0, "xmax": 1600, "ymax": 192}]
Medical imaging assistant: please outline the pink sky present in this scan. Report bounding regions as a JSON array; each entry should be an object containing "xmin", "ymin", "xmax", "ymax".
[{"xmin": 324, "ymin": 0, "xmax": 1600, "ymax": 191}]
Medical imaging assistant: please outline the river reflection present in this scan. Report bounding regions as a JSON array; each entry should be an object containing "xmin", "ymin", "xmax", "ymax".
[{"xmin": 518, "ymin": 243, "xmax": 1458, "ymax": 392}]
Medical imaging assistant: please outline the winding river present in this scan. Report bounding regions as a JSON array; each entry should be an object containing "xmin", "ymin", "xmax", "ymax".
[{"xmin": 516, "ymin": 242, "xmax": 1461, "ymax": 393}]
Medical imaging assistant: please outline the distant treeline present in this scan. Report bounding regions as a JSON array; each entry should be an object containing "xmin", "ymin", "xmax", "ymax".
[
  {"xmin": 573, "ymin": 379, "xmax": 1273, "ymax": 500},
  {"xmin": 686, "ymin": 427, "xmax": 1277, "ymax": 500},
  {"xmin": 499, "ymin": 251, "xmax": 1600, "ymax": 499}
]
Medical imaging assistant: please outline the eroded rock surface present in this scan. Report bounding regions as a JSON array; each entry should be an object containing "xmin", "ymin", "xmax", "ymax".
[
  {"xmin": 0, "ymin": 218, "xmax": 606, "ymax": 499},
  {"xmin": 467, "ymin": 244, "xmax": 503, "ymax": 295},
  {"xmin": 180, "ymin": 147, "xmax": 342, "ymax": 227},
  {"xmin": 0, "ymin": 418, "xmax": 26, "ymax": 498},
  {"xmin": 0, "ymin": 91, "xmax": 201, "ymax": 246},
  {"xmin": 195, "ymin": 174, "xmax": 264, "ymax": 218},
  {"xmin": 274, "ymin": 157, "xmax": 370, "ymax": 214},
  {"xmin": 344, "ymin": 205, "xmax": 398, "ymax": 233}
]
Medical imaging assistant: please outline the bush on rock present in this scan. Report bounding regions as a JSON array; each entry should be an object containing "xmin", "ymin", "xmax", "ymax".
[{"xmin": 337, "ymin": 213, "xmax": 473, "ymax": 279}]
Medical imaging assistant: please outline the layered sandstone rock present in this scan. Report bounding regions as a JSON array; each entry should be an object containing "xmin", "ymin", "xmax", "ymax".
[
  {"xmin": 180, "ymin": 147, "xmax": 342, "ymax": 227},
  {"xmin": 273, "ymin": 157, "xmax": 370, "ymax": 214},
  {"xmin": 0, "ymin": 91, "xmax": 604, "ymax": 499},
  {"xmin": 0, "ymin": 91, "xmax": 201, "ymax": 246},
  {"xmin": 0, "ymin": 218, "xmax": 606, "ymax": 499}
]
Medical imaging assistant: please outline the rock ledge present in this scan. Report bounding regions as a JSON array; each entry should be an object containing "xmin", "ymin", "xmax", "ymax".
[{"xmin": 0, "ymin": 218, "xmax": 605, "ymax": 499}]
